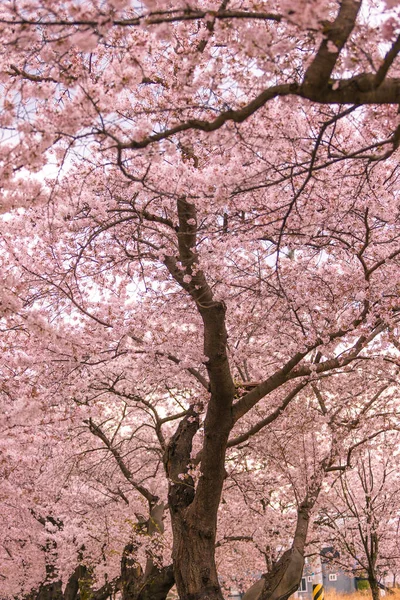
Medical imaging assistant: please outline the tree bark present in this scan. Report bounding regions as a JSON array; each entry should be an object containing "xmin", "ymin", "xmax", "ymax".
[
  {"xmin": 242, "ymin": 502, "xmax": 314, "ymax": 600},
  {"xmin": 63, "ymin": 565, "xmax": 88, "ymax": 600},
  {"xmin": 171, "ymin": 511, "xmax": 223, "ymax": 600},
  {"xmin": 242, "ymin": 547, "xmax": 304, "ymax": 600},
  {"xmin": 119, "ymin": 539, "xmax": 174, "ymax": 600},
  {"xmin": 162, "ymin": 197, "xmax": 235, "ymax": 600},
  {"xmin": 369, "ymin": 578, "xmax": 381, "ymax": 600},
  {"xmin": 25, "ymin": 581, "xmax": 63, "ymax": 600},
  {"xmin": 165, "ymin": 404, "xmax": 225, "ymax": 600}
]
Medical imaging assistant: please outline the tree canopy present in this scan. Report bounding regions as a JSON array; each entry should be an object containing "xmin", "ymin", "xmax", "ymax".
[{"xmin": 2, "ymin": 1, "xmax": 400, "ymax": 599}]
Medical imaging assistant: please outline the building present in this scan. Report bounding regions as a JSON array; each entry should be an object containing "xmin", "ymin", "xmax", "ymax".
[{"xmin": 296, "ymin": 549, "xmax": 357, "ymax": 600}]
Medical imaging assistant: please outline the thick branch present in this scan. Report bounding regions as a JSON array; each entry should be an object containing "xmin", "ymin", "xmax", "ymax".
[
  {"xmin": 8, "ymin": 64, "xmax": 59, "ymax": 83},
  {"xmin": 375, "ymin": 33, "xmax": 400, "ymax": 88},
  {"xmin": 112, "ymin": 75, "xmax": 400, "ymax": 153},
  {"xmin": 302, "ymin": 0, "xmax": 361, "ymax": 93},
  {"xmin": 1, "ymin": 9, "xmax": 282, "ymax": 28},
  {"xmin": 232, "ymin": 350, "xmax": 310, "ymax": 422},
  {"xmin": 234, "ymin": 318, "xmax": 383, "ymax": 423},
  {"xmin": 164, "ymin": 198, "xmax": 235, "ymax": 399}
]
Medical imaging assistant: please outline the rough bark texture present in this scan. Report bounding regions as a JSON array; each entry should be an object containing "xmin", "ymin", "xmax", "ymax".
[
  {"xmin": 171, "ymin": 512, "xmax": 223, "ymax": 600},
  {"xmin": 135, "ymin": 565, "xmax": 175, "ymax": 600},
  {"xmin": 164, "ymin": 196, "xmax": 320, "ymax": 600},
  {"xmin": 163, "ymin": 197, "xmax": 235, "ymax": 600},
  {"xmin": 120, "ymin": 539, "xmax": 174, "ymax": 600}
]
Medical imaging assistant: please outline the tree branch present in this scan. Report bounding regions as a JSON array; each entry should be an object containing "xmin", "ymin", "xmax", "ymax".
[
  {"xmin": 86, "ymin": 418, "xmax": 158, "ymax": 505},
  {"xmin": 302, "ymin": 0, "xmax": 361, "ymax": 93},
  {"xmin": 228, "ymin": 382, "xmax": 307, "ymax": 446},
  {"xmin": 375, "ymin": 33, "xmax": 400, "ymax": 88}
]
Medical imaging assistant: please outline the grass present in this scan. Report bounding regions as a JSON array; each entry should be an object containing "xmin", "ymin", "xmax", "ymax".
[{"xmin": 325, "ymin": 591, "xmax": 400, "ymax": 600}]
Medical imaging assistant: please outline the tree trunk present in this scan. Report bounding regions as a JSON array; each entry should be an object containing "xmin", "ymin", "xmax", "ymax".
[
  {"xmin": 135, "ymin": 565, "xmax": 175, "ymax": 600},
  {"xmin": 369, "ymin": 577, "xmax": 381, "ymax": 600},
  {"xmin": 242, "ymin": 547, "xmax": 304, "ymax": 600},
  {"xmin": 164, "ymin": 404, "xmax": 227, "ymax": 600},
  {"xmin": 120, "ymin": 560, "xmax": 174, "ymax": 600},
  {"xmin": 120, "ymin": 540, "xmax": 174, "ymax": 600},
  {"xmin": 170, "ymin": 510, "xmax": 223, "ymax": 600},
  {"xmin": 163, "ymin": 197, "xmax": 236, "ymax": 599},
  {"xmin": 28, "ymin": 581, "xmax": 63, "ymax": 600},
  {"xmin": 242, "ymin": 504, "xmax": 312, "ymax": 600},
  {"xmin": 63, "ymin": 565, "xmax": 89, "ymax": 600}
]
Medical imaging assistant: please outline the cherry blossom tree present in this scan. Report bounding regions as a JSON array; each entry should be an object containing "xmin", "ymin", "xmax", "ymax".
[
  {"xmin": 317, "ymin": 435, "xmax": 400, "ymax": 600},
  {"xmin": 3, "ymin": 1, "xmax": 400, "ymax": 600}
]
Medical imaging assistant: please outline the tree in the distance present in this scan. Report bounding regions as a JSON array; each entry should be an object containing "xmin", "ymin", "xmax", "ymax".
[{"xmin": 317, "ymin": 436, "xmax": 400, "ymax": 600}]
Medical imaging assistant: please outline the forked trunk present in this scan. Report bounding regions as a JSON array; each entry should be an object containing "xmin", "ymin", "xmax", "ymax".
[
  {"xmin": 163, "ymin": 196, "xmax": 235, "ymax": 598},
  {"xmin": 64, "ymin": 565, "xmax": 117, "ymax": 600},
  {"xmin": 166, "ymin": 399, "xmax": 233, "ymax": 600},
  {"xmin": 63, "ymin": 565, "xmax": 88, "ymax": 600}
]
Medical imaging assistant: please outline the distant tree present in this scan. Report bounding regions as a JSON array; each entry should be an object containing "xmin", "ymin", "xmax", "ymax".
[{"xmin": 318, "ymin": 436, "xmax": 400, "ymax": 600}]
